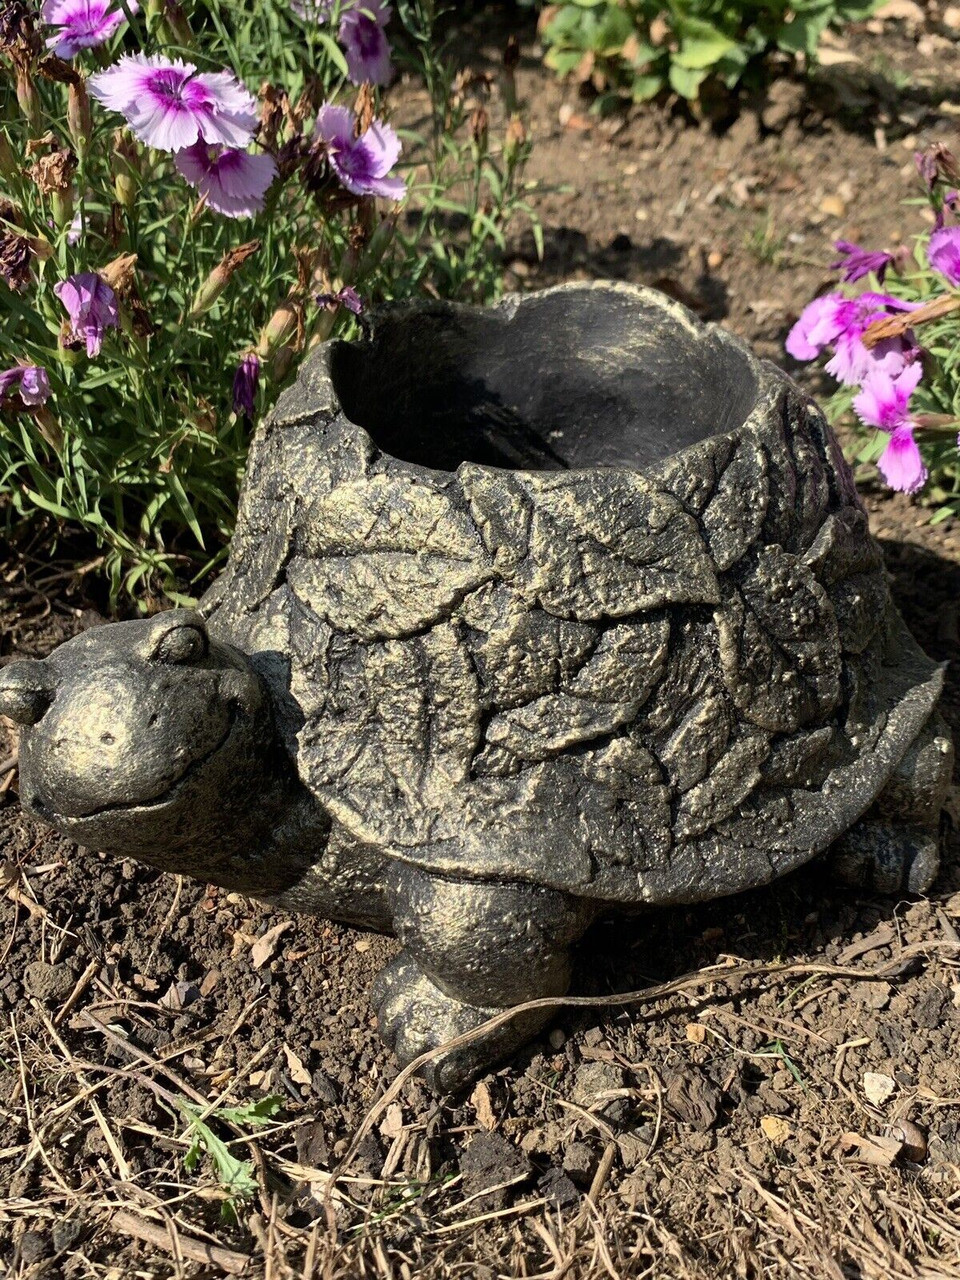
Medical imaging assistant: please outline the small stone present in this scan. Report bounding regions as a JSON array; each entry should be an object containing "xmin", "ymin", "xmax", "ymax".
[
  {"xmin": 572, "ymin": 1062, "xmax": 626, "ymax": 1110},
  {"xmin": 820, "ymin": 195, "xmax": 847, "ymax": 218},
  {"xmin": 548, "ymin": 1028, "xmax": 566, "ymax": 1050},
  {"xmin": 706, "ymin": 250, "xmax": 724, "ymax": 270},
  {"xmin": 18, "ymin": 1231, "xmax": 49, "ymax": 1265},
  {"xmin": 944, "ymin": 4, "xmax": 960, "ymax": 28},
  {"xmin": 562, "ymin": 1141, "xmax": 598, "ymax": 1187},
  {"xmin": 23, "ymin": 960, "xmax": 73, "ymax": 1004},
  {"xmin": 863, "ymin": 1072, "xmax": 896, "ymax": 1106}
]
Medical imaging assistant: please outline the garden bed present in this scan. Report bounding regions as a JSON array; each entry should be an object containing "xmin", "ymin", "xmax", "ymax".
[{"xmin": 3, "ymin": 5, "xmax": 960, "ymax": 1277}]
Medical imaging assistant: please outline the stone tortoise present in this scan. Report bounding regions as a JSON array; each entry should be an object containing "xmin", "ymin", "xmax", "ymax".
[{"xmin": 1, "ymin": 282, "xmax": 953, "ymax": 1090}]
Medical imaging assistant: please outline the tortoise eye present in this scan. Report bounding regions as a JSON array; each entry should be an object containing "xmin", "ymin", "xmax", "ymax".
[{"xmin": 154, "ymin": 625, "xmax": 208, "ymax": 665}]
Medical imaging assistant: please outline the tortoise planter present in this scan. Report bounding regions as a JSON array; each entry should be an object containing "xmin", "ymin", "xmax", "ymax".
[{"xmin": 1, "ymin": 283, "xmax": 952, "ymax": 1090}]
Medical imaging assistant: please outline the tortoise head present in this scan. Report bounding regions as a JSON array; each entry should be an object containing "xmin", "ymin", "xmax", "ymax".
[{"xmin": 0, "ymin": 610, "xmax": 276, "ymax": 862}]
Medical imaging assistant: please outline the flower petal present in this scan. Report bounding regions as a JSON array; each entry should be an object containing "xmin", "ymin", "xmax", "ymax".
[
  {"xmin": 877, "ymin": 426, "xmax": 927, "ymax": 493},
  {"xmin": 928, "ymin": 226, "xmax": 960, "ymax": 287}
]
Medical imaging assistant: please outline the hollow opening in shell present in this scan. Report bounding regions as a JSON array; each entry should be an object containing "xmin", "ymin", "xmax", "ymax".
[{"xmin": 329, "ymin": 287, "xmax": 760, "ymax": 472}]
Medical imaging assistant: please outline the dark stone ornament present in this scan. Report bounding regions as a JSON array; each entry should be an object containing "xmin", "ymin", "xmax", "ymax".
[{"xmin": 1, "ymin": 283, "xmax": 953, "ymax": 1090}]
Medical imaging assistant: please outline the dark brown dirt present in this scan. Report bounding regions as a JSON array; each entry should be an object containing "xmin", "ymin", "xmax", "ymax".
[{"xmin": 4, "ymin": 7, "xmax": 960, "ymax": 1278}]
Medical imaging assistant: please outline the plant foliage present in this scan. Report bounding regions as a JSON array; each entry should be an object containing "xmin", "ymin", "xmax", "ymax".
[{"xmin": 528, "ymin": 0, "xmax": 882, "ymax": 107}]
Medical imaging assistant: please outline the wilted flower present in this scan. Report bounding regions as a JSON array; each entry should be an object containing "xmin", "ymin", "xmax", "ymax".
[
  {"xmin": 927, "ymin": 225, "xmax": 960, "ymax": 287},
  {"xmin": 89, "ymin": 54, "xmax": 257, "ymax": 152},
  {"xmin": 232, "ymin": 352, "xmax": 259, "ymax": 417},
  {"xmin": 315, "ymin": 103, "xmax": 405, "ymax": 199},
  {"xmin": 315, "ymin": 284, "xmax": 362, "ymax": 313},
  {"xmin": 853, "ymin": 362, "xmax": 926, "ymax": 494},
  {"xmin": 831, "ymin": 239, "xmax": 895, "ymax": 285},
  {"xmin": 0, "ymin": 229, "xmax": 34, "ymax": 290},
  {"xmin": 188, "ymin": 239, "xmax": 260, "ymax": 317},
  {"xmin": 340, "ymin": 1, "xmax": 392, "ymax": 86},
  {"xmin": 42, "ymin": 0, "xmax": 137, "ymax": 59},
  {"xmin": 175, "ymin": 143, "xmax": 277, "ymax": 218},
  {"xmin": 785, "ymin": 291, "xmax": 918, "ymax": 386},
  {"xmin": 54, "ymin": 271, "xmax": 119, "ymax": 356},
  {"xmin": 0, "ymin": 363, "xmax": 51, "ymax": 405}
]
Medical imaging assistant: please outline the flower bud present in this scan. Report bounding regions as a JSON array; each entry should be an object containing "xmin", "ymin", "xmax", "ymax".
[
  {"xmin": 15, "ymin": 66, "xmax": 41, "ymax": 135},
  {"xmin": 112, "ymin": 130, "xmax": 141, "ymax": 211},
  {"xmin": 189, "ymin": 240, "xmax": 260, "ymax": 319},
  {"xmin": 256, "ymin": 296, "xmax": 299, "ymax": 359},
  {"xmin": 67, "ymin": 79, "xmax": 92, "ymax": 155},
  {"xmin": 504, "ymin": 114, "xmax": 527, "ymax": 167},
  {"xmin": 470, "ymin": 104, "xmax": 489, "ymax": 152},
  {"xmin": 269, "ymin": 343, "xmax": 296, "ymax": 382},
  {"xmin": 33, "ymin": 406, "xmax": 63, "ymax": 450},
  {"xmin": 162, "ymin": 0, "xmax": 192, "ymax": 47}
]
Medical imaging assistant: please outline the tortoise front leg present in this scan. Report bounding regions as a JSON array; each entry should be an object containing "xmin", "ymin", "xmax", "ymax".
[
  {"xmin": 373, "ymin": 868, "xmax": 594, "ymax": 1091},
  {"xmin": 828, "ymin": 712, "xmax": 953, "ymax": 894}
]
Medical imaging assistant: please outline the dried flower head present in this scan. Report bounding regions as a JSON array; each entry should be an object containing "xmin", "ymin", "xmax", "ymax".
[
  {"xmin": 0, "ymin": 229, "xmax": 34, "ymax": 290},
  {"xmin": 28, "ymin": 145, "xmax": 76, "ymax": 193}
]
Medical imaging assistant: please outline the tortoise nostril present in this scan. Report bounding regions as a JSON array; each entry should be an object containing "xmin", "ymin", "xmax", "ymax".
[{"xmin": 100, "ymin": 732, "xmax": 116, "ymax": 745}]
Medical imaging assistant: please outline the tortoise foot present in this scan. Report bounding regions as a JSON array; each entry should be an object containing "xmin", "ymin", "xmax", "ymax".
[{"xmin": 371, "ymin": 954, "xmax": 552, "ymax": 1092}]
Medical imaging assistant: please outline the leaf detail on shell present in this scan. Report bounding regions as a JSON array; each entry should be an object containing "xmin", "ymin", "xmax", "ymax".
[{"xmin": 460, "ymin": 465, "xmax": 720, "ymax": 619}]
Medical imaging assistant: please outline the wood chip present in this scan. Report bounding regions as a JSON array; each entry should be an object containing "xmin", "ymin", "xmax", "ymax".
[
  {"xmin": 685, "ymin": 1022, "xmax": 707, "ymax": 1044},
  {"xmin": 250, "ymin": 920, "xmax": 292, "ymax": 969},
  {"xmin": 283, "ymin": 1044, "xmax": 312, "ymax": 1088},
  {"xmin": 836, "ymin": 1131, "xmax": 905, "ymax": 1166},
  {"xmin": 471, "ymin": 1081, "xmax": 498, "ymax": 1132}
]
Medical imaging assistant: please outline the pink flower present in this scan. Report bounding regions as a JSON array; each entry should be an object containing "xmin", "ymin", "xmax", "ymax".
[
  {"xmin": 315, "ymin": 103, "xmax": 405, "ymax": 199},
  {"xmin": 89, "ymin": 55, "xmax": 257, "ymax": 152},
  {"xmin": 0, "ymin": 364, "xmax": 51, "ymax": 406},
  {"xmin": 340, "ymin": 2, "xmax": 393, "ymax": 85},
  {"xmin": 786, "ymin": 291, "xmax": 919, "ymax": 386},
  {"xmin": 928, "ymin": 225, "xmax": 960, "ymax": 286},
  {"xmin": 853, "ymin": 360, "xmax": 922, "ymax": 431},
  {"xmin": 876, "ymin": 426, "xmax": 927, "ymax": 494},
  {"xmin": 42, "ymin": 0, "xmax": 137, "ymax": 58},
  {"xmin": 54, "ymin": 271, "xmax": 119, "ymax": 356},
  {"xmin": 853, "ymin": 362, "xmax": 927, "ymax": 495},
  {"xmin": 175, "ymin": 143, "xmax": 277, "ymax": 218}
]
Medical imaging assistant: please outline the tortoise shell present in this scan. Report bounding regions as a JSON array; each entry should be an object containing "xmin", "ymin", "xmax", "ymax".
[{"xmin": 201, "ymin": 282, "xmax": 944, "ymax": 905}]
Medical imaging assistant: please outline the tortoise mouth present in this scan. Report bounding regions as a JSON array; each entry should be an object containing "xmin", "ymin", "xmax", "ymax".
[
  {"xmin": 329, "ymin": 283, "xmax": 761, "ymax": 474},
  {"xmin": 32, "ymin": 710, "xmax": 237, "ymax": 825}
]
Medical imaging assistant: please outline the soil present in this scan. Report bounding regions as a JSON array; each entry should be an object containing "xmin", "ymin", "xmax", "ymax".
[{"xmin": 4, "ymin": 5, "xmax": 960, "ymax": 1278}]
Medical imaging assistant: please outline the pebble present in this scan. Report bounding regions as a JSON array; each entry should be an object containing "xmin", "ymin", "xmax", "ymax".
[{"xmin": 23, "ymin": 960, "xmax": 73, "ymax": 1004}]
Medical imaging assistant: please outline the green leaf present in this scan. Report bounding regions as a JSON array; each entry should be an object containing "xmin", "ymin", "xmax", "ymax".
[
  {"xmin": 673, "ymin": 17, "xmax": 737, "ymax": 71},
  {"xmin": 668, "ymin": 59, "xmax": 709, "ymax": 98}
]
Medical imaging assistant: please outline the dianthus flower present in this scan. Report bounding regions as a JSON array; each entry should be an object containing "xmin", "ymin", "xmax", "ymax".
[
  {"xmin": 928, "ymin": 225, "xmax": 960, "ymax": 287},
  {"xmin": 315, "ymin": 103, "xmax": 405, "ymax": 199},
  {"xmin": 853, "ymin": 362, "xmax": 926, "ymax": 494},
  {"xmin": 89, "ymin": 54, "xmax": 257, "ymax": 152},
  {"xmin": 232, "ymin": 352, "xmax": 259, "ymax": 417},
  {"xmin": 316, "ymin": 285, "xmax": 362, "ymax": 313},
  {"xmin": 175, "ymin": 143, "xmax": 277, "ymax": 218},
  {"xmin": 54, "ymin": 271, "xmax": 118, "ymax": 356},
  {"xmin": 42, "ymin": 0, "xmax": 137, "ymax": 58},
  {"xmin": 831, "ymin": 239, "xmax": 894, "ymax": 285},
  {"xmin": 0, "ymin": 363, "xmax": 50, "ymax": 406},
  {"xmin": 785, "ymin": 291, "xmax": 919, "ymax": 386},
  {"xmin": 340, "ymin": 1, "xmax": 392, "ymax": 85}
]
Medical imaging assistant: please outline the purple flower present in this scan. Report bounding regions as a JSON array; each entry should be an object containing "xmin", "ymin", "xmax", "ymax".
[
  {"xmin": 315, "ymin": 103, "xmax": 405, "ymax": 200},
  {"xmin": 54, "ymin": 271, "xmax": 119, "ymax": 356},
  {"xmin": 42, "ymin": 0, "xmax": 137, "ymax": 58},
  {"xmin": 831, "ymin": 240, "xmax": 894, "ymax": 285},
  {"xmin": 341, "ymin": 2, "xmax": 392, "ymax": 85},
  {"xmin": 316, "ymin": 285, "xmax": 363, "ymax": 313},
  {"xmin": 175, "ymin": 143, "xmax": 277, "ymax": 218},
  {"xmin": 232, "ymin": 353, "xmax": 259, "ymax": 417},
  {"xmin": 877, "ymin": 426, "xmax": 927, "ymax": 494},
  {"xmin": 0, "ymin": 364, "xmax": 50, "ymax": 406},
  {"xmin": 785, "ymin": 291, "xmax": 919, "ymax": 386},
  {"xmin": 853, "ymin": 362, "xmax": 927, "ymax": 495},
  {"xmin": 928, "ymin": 225, "xmax": 960, "ymax": 286},
  {"xmin": 89, "ymin": 55, "xmax": 257, "ymax": 152}
]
